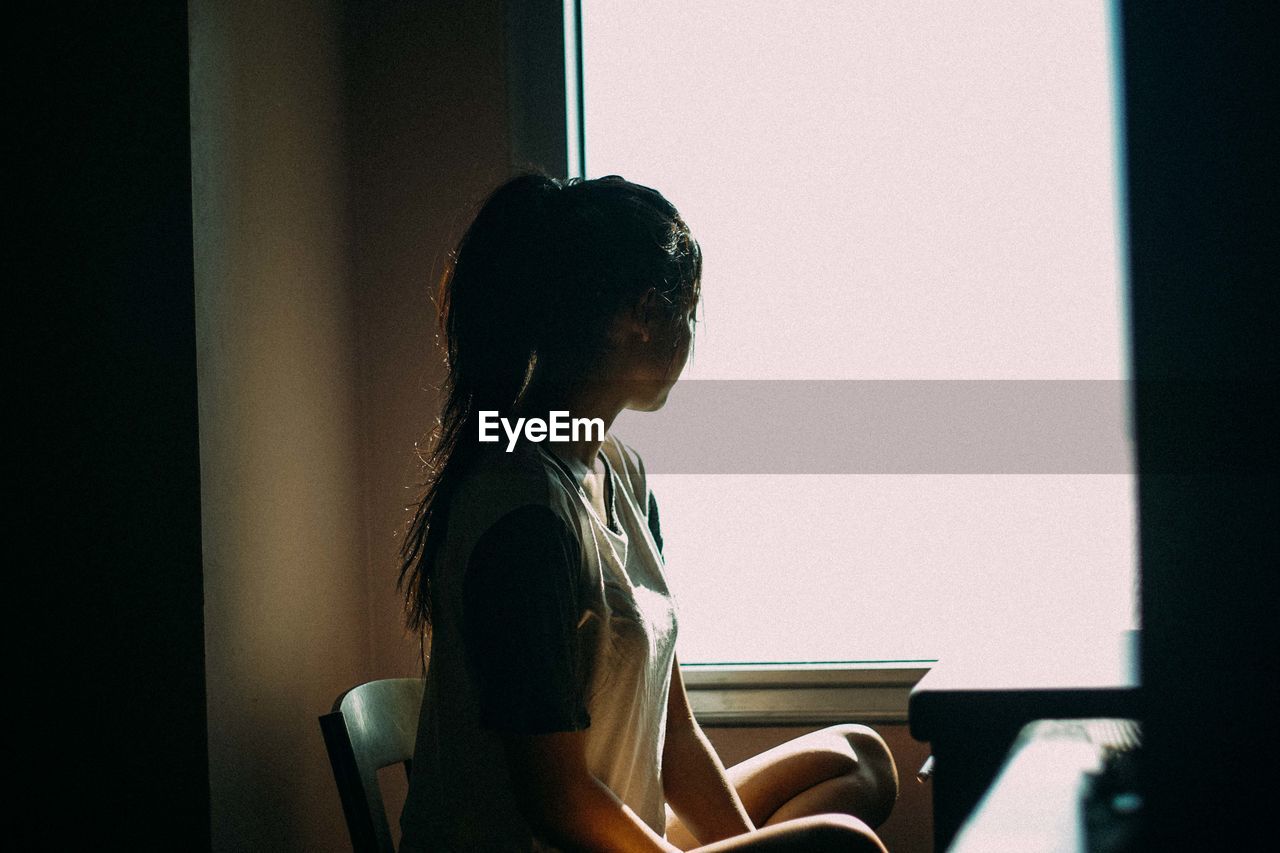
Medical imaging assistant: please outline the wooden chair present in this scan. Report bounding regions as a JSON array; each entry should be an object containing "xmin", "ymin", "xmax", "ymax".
[{"xmin": 320, "ymin": 678, "xmax": 425, "ymax": 853}]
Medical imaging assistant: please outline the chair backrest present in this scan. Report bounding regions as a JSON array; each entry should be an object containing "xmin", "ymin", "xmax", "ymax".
[{"xmin": 320, "ymin": 678, "xmax": 425, "ymax": 853}]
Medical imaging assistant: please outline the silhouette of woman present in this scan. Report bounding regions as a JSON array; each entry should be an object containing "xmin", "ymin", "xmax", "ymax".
[{"xmin": 397, "ymin": 173, "xmax": 898, "ymax": 852}]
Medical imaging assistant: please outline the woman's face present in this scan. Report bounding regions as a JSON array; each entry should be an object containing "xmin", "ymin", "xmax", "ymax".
[{"xmin": 621, "ymin": 302, "xmax": 696, "ymax": 412}]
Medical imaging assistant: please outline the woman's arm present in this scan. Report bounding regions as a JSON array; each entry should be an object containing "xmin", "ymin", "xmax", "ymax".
[
  {"xmin": 503, "ymin": 727, "xmax": 682, "ymax": 853},
  {"xmin": 661, "ymin": 655, "xmax": 756, "ymax": 845},
  {"xmin": 463, "ymin": 506, "xmax": 673, "ymax": 849}
]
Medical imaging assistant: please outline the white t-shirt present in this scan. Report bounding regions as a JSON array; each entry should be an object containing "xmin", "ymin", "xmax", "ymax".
[{"xmin": 399, "ymin": 432, "xmax": 679, "ymax": 851}]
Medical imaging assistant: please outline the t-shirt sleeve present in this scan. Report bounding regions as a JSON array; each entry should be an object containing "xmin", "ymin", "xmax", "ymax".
[{"xmin": 461, "ymin": 504, "xmax": 592, "ymax": 734}]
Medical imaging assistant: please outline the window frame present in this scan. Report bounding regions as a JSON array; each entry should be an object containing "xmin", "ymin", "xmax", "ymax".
[{"xmin": 680, "ymin": 661, "xmax": 932, "ymax": 726}]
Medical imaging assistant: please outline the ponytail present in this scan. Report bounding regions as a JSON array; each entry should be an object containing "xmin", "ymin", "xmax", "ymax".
[{"xmin": 397, "ymin": 172, "xmax": 701, "ymax": 644}]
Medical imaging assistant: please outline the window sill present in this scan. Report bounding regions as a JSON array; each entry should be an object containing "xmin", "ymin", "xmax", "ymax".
[{"xmin": 681, "ymin": 661, "xmax": 934, "ymax": 726}]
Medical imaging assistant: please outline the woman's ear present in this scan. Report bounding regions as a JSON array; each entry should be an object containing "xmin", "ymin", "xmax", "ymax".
[
  {"xmin": 608, "ymin": 287, "xmax": 657, "ymax": 347},
  {"xmin": 629, "ymin": 287, "xmax": 660, "ymax": 343}
]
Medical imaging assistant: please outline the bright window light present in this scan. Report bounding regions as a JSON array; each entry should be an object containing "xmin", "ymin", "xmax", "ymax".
[{"xmin": 583, "ymin": 0, "xmax": 1137, "ymax": 663}]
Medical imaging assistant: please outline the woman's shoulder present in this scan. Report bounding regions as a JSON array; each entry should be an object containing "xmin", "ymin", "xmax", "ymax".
[{"xmin": 450, "ymin": 443, "xmax": 583, "ymax": 537}]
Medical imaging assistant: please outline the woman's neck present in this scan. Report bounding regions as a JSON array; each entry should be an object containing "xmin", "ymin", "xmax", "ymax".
[{"xmin": 512, "ymin": 371, "xmax": 623, "ymax": 471}]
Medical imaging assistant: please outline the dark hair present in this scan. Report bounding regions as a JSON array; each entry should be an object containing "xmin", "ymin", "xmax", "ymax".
[{"xmin": 398, "ymin": 173, "xmax": 702, "ymax": 638}]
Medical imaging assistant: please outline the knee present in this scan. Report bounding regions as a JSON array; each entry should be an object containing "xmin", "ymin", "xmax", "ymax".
[
  {"xmin": 828, "ymin": 724, "xmax": 898, "ymax": 786},
  {"xmin": 824, "ymin": 724, "xmax": 899, "ymax": 824}
]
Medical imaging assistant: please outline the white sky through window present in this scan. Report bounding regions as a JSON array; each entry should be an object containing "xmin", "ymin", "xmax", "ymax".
[{"xmin": 583, "ymin": 0, "xmax": 1136, "ymax": 662}]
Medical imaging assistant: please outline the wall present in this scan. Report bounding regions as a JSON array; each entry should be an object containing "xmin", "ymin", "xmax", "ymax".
[
  {"xmin": 190, "ymin": 1, "xmax": 514, "ymax": 849},
  {"xmin": 191, "ymin": 0, "xmax": 369, "ymax": 849}
]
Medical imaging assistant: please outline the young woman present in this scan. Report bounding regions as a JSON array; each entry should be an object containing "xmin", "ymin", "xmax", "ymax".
[{"xmin": 396, "ymin": 174, "xmax": 898, "ymax": 852}]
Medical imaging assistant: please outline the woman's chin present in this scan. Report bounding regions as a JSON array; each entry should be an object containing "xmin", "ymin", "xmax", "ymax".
[{"xmin": 629, "ymin": 384, "xmax": 676, "ymax": 413}]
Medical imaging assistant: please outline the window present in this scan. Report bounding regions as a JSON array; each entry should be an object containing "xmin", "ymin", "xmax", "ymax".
[{"xmin": 580, "ymin": 0, "xmax": 1137, "ymax": 665}]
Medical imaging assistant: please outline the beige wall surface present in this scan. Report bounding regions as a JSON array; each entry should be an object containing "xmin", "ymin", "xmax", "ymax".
[
  {"xmin": 191, "ymin": 0, "xmax": 511, "ymax": 849},
  {"xmin": 190, "ymin": 1, "xmax": 366, "ymax": 849}
]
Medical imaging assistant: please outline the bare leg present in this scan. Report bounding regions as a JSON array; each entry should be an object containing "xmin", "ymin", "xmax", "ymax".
[
  {"xmin": 666, "ymin": 724, "xmax": 899, "ymax": 851},
  {"xmin": 692, "ymin": 814, "xmax": 887, "ymax": 853},
  {"xmin": 763, "ymin": 725, "xmax": 898, "ymax": 829}
]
